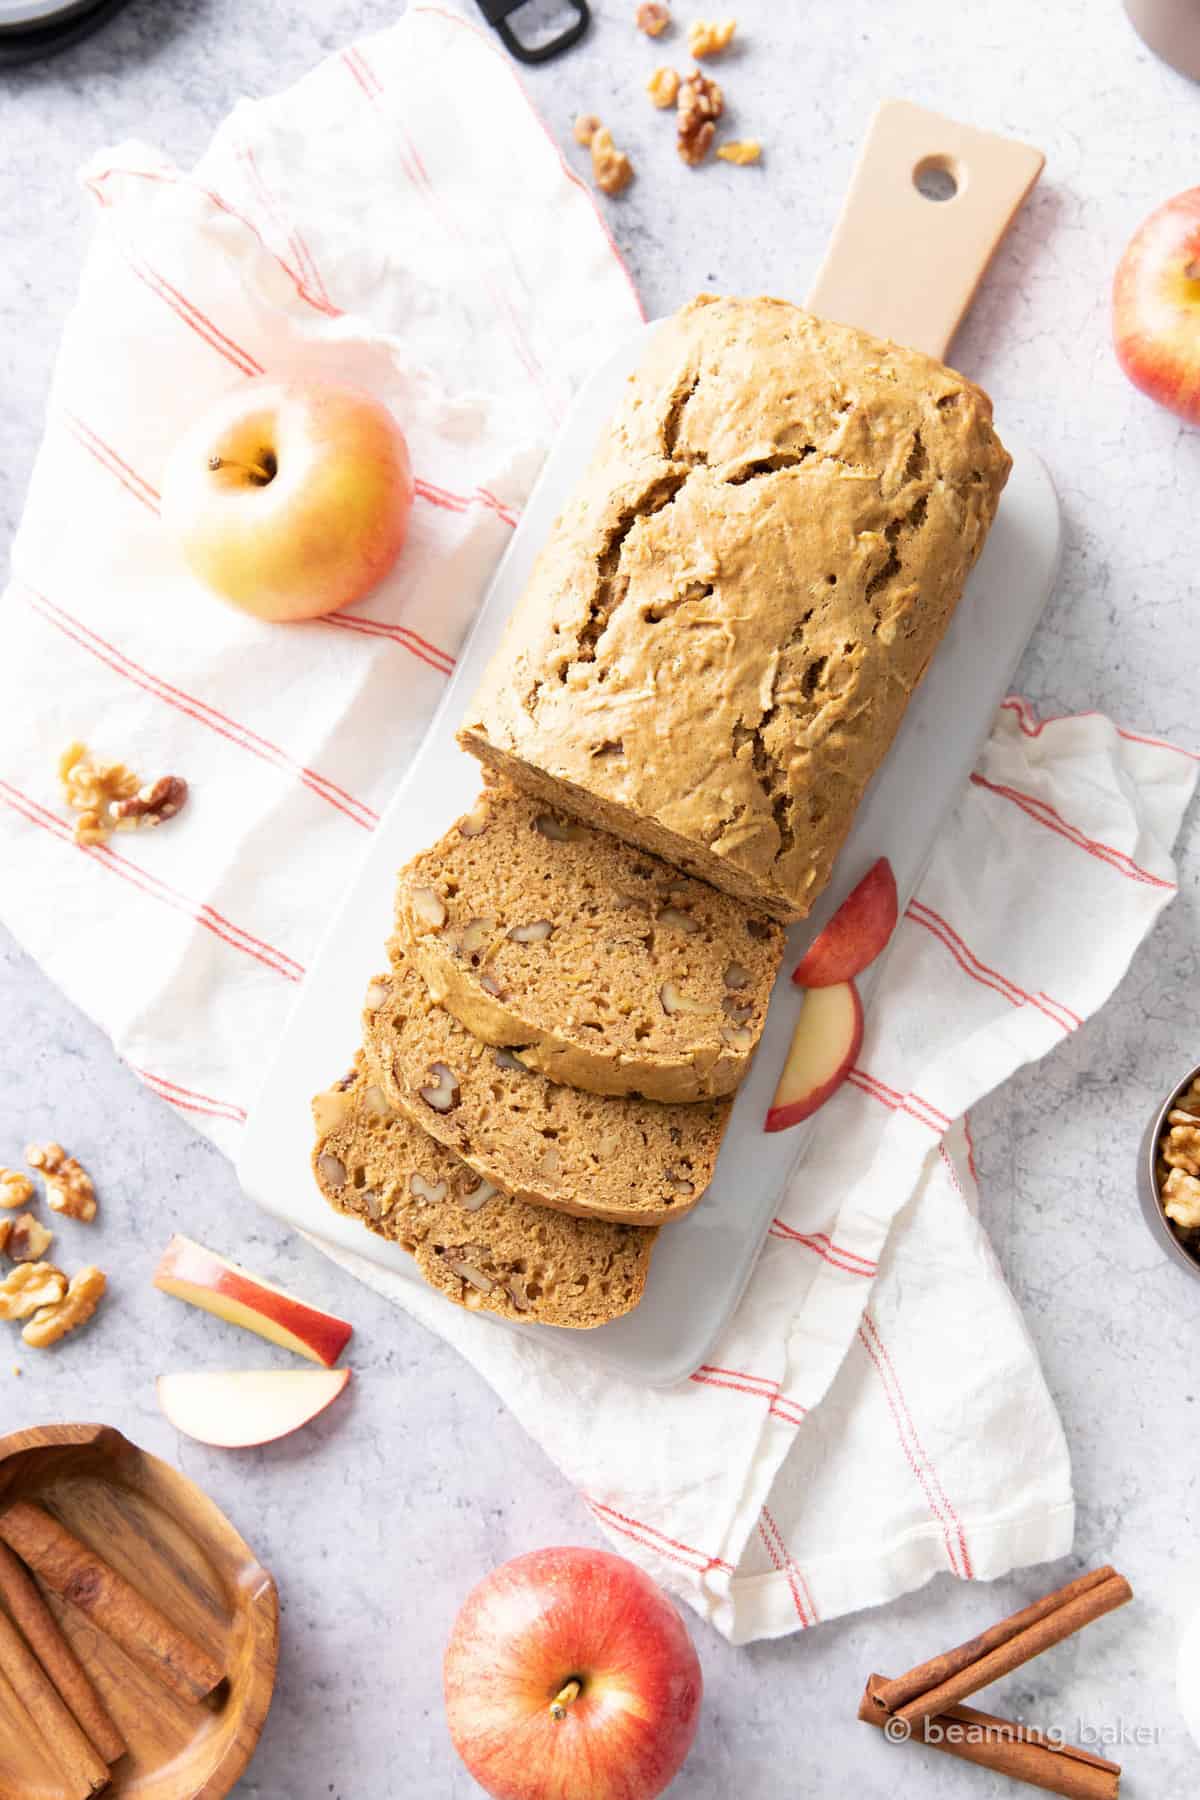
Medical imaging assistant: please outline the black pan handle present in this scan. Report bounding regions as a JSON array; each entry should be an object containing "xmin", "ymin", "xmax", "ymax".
[{"xmin": 475, "ymin": 0, "xmax": 590, "ymax": 64}]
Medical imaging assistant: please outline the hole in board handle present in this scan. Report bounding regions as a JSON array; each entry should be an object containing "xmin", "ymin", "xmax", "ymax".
[{"xmin": 913, "ymin": 154, "xmax": 963, "ymax": 203}]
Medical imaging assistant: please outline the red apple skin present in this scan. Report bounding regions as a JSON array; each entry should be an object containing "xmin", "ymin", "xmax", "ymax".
[
  {"xmin": 764, "ymin": 981, "xmax": 864, "ymax": 1132},
  {"xmin": 162, "ymin": 377, "xmax": 414, "ymax": 621},
  {"xmin": 792, "ymin": 858, "xmax": 898, "ymax": 989},
  {"xmin": 444, "ymin": 1547, "xmax": 702, "ymax": 1800},
  {"xmin": 1113, "ymin": 187, "xmax": 1200, "ymax": 426},
  {"xmin": 154, "ymin": 1234, "xmax": 353, "ymax": 1367}
]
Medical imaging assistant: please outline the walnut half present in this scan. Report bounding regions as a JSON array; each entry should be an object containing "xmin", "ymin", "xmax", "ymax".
[
  {"xmin": 22, "ymin": 1266, "xmax": 107, "ymax": 1349},
  {"xmin": 110, "ymin": 775, "xmax": 188, "ymax": 830},
  {"xmin": 0, "ymin": 1263, "xmax": 67, "ymax": 1323},
  {"xmin": 647, "ymin": 65, "xmax": 681, "ymax": 108},
  {"xmin": 677, "ymin": 70, "xmax": 724, "ymax": 165},
  {"xmin": 0, "ymin": 1170, "xmax": 34, "ymax": 1210},
  {"xmin": 687, "ymin": 17, "xmax": 736, "ymax": 57},
  {"xmin": 590, "ymin": 126, "xmax": 635, "ymax": 197},
  {"xmin": 0, "ymin": 1214, "xmax": 54, "ymax": 1264},
  {"xmin": 25, "ymin": 1144, "xmax": 96, "ymax": 1222}
]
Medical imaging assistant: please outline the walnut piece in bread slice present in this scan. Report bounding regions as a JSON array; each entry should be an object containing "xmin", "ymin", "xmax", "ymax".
[
  {"xmin": 363, "ymin": 956, "xmax": 728, "ymax": 1226},
  {"xmin": 311, "ymin": 1060, "xmax": 656, "ymax": 1329},
  {"xmin": 394, "ymin": 783, "xmax": 783, "ymax": 1103}
]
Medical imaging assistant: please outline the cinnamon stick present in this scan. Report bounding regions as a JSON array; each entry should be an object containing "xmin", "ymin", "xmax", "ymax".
[
  {"xmin": 874, "ymin": 1566, "xmax": 1122, "ymax": 1715},
  {"xmin": 860, "ymin": 1676, "xmax": 1120, "ymax": 1800},
  {"xmin": 0, "ymin": 1541, "xmax": 125, "ymax": 1764},
  {"xmin": 0, "ymin": 1503, "xmax": 224, "ymax": 1706},
  {"xmin": 878, "ymin": 1568, "xmax": 1132, "ymax": 1731},
  {"xmin": 0, "ymin": 1600, "xmax": 110, "ymax": 1796}
]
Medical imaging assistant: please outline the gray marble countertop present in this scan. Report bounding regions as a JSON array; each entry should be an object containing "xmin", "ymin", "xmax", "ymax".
[{"xmin": 3, "ymin": 1, "xmax": 1200, "ymax": 1794}]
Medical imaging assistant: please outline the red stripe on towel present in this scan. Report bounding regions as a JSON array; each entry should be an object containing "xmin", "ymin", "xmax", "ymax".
[
  {"xmin": 0, "ymin": 781, "xmax": 304, "ymax": 984},
  {"xmin": 859, "ymin": 1310, "xmax": 973, "ymax": 1579},
  {"xmin": 970, "ymin": 773, "xmax": 1174, "ymax": 890}
]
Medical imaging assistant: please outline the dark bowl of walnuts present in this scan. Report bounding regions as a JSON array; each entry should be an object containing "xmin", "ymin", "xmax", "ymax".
[{"xmin": 1140, "ymin": 1065, "xmax": 1200, "ymax": 1280}]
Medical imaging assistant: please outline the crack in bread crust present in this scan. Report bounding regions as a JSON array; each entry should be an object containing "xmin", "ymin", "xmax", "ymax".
[{"xmin": 461, "ymin": 295, "xmax": 1011, "ymax": 920}]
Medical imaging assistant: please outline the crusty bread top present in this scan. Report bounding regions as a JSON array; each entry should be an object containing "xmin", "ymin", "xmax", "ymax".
[
  {"xmin": 460, "ymin": 294, "xmax": 1011, "ymax": 920},
  {"xmin": 394, "ymin": 781, "xmax": 784, "ymax": 1102},
  {"xmin": 312, "ymin": 1061, "xmax": 655, "ymax": 1329},
  {"xmin": 362, "ymin": 954, "xmax": 730, "ymax": 1226}
]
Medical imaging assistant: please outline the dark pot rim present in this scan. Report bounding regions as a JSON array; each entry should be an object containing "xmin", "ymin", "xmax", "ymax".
[{"xmin": 1138, "ymin": 1062, "xmax": 1200, "ymax": 1284}]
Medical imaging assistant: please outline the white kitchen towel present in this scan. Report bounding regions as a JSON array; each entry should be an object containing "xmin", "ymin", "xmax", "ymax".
[
  {"xmin": 0, "ymin": 3, "xmax": 643, "ymax": 1140},
  {"xmin": 1, "ymin": 8, "xmax": 1195, "ymax": 1645},
  {"xmin": 344, "ymin": 705, "xmax": 1195, "ymax": 1641}
]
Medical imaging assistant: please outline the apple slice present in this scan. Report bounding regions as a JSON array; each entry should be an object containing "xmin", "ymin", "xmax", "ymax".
[
  {"xmin": 154, "ymin": 1235, "xmax": 352, "ymax": 1367},
  {"xmin": 792, "ymin": 857, "xmax": 898, "ymax": 988},
  {"xmin": 765, "ymin": 980, "xmax": 863, "ymax": 1131},
  {"xmin": 157, "ymin": 1369, "xmax": 350, "ymax": 1448}
]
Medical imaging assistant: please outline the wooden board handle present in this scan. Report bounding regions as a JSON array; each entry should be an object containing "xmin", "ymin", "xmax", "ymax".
[{"xmin": 805, "ymin": 100, "xmax": 1044, "ymax": 363}]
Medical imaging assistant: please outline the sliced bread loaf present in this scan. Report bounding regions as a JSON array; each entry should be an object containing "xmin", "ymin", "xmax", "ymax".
[
  {"xmin": 312, "ymin": 1062, "xmax": 655, "ymax": 1329},
  {"xmin": 459, "ymin": 294, "xmax": 1010, "ymax": 921},
  {"xmin": 362, "ymin": 957, "xmax": 729, "ymax": 1225},
  {"xmin": 394, "ymin": 783, "xmax": 784, "ymax": 1103}
]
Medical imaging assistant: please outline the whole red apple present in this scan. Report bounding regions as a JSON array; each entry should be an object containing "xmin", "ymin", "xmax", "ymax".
[
  {"xmin": 162, "ymin": 377, "xmax": 413, "ymax": 621},
  {"xmin": 444, "ymin": 1547, "xmax": 702, "ymax": 1800},
  {"xmin": 1113, "ymin": 187, "xmax": 1200, "ymax": 426}
]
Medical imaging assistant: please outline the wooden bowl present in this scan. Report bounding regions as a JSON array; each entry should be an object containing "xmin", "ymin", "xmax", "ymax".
[{"xmin": 0, "ymin": 1423, "xmax": 278, "ymax": 1798}]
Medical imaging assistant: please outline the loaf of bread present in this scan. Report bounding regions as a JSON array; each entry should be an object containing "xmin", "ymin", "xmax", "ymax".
[
  {"xmin": 362, "ymin": 956, "xmax": 729, "ymax": 1225},
  {"xmin": 312, "ymin": 1062, "xmax": 656, "ymax": 1328},
  {"xmin": 459, "ymin": 294, "xmax": 1011, "ymax": 920},
  {"xmin": 394, "ymin": 781, "xmax": 784, "ymax": 1102}
]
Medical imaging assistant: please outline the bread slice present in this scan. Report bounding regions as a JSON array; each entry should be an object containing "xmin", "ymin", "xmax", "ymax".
[
  {"xmin": 394, "ymin": 783, "xmax": 785, "ymax": 1103},
  {"xmin": 362, "ymin": 956, "xmax": 729, "ymax": 1225},
  {"xmin": 312, "ymin": 1061, "xmax": 655, "ymax": 1329}
]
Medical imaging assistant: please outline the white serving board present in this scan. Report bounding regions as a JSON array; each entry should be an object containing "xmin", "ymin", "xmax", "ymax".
[{"xmin": 237, "ymin": 326, "xmax": 1061, "ymax": 1388}]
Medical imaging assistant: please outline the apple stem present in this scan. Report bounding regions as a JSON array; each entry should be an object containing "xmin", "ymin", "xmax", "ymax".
[
  {"xmin": 207, "ymin": 452, "xmax": 276, "ymax": 486},
  {"xmin": 549, "ymin": 1679, "xmax": 582, "ymax": 1721}
]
